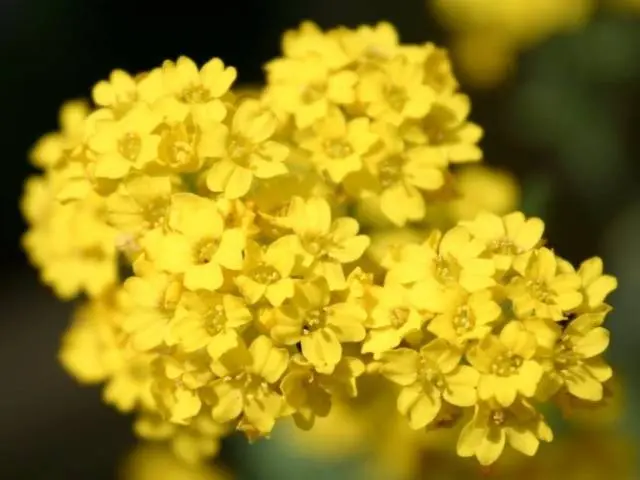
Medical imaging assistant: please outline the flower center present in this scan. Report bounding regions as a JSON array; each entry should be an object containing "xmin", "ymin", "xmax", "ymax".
[
  {"xmin": 491, "ymin": 409, "xmax": 506, "ymax": 426},
  {"xmin": 303, "ymin": 309, "xmax": 327, "ymax": 334},
  {"xmin": 195, "ymin": 239, "xmax": 219, "ymax": 264},
  {"xmin": 389, "ymin": 307, "xmax": 410, "ymax": 328},
  {"xmin": 490, "ymin": 237, "xmax": 518, "ymax": 256},
  {"xmin": 301, "ymin": 82, "xmax": 326, "ymax": 104},
  {"xmin": 323, "ymin": 139, "xmax": 353, "ymax": 159},
  {"xmin": 179, "ymin": 85, "xmax": 210, "ymax": 104},
  {"xmin": 555, "ymin": 336, "xmax": 581, "ymax": 368},
  {"xmin": 228, "ymin": 136, "xmax": 253, "ymax": 163},
  {"xmin": 204, "ymin": 303, "xmax": 226, "ymax": 336},
  {"xmin": 526, "ymin": 280, "xmax": 553, "ymax": 303},
  {"xmin": 118, "ymin": 132, "xmax": 142, "ymax": 160},
  {"xmin": 386, "ymin": 86, "xmax": 408, "ymax": 112},
  {"xmin": 227, "ymin": 372, "xmax": 269, "ymax": 399},
  {"xmin": 377, "ymin": 156, "xmax": 404, "ymax": 189},
  {"xmin": 491, "ymin": 353, "xmax": 523, "ymax": 376},
  {"xmin": 419, "ymin": 357, "xmax": 446, "ymax": 390},
  {"xmin": 453, "ymin": 306, "xmax": 475, "ymax": 334},
  {"xmin": 250, "ymin": 263, "xmax": 281, "ymax": 285}
]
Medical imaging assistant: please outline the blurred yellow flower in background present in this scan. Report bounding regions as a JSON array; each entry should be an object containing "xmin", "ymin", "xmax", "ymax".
[
  {"xmin": 120, "ymin": 444, "xmax": 231, "ymax": 480},
  {"xmin": 431, "ymin": 0, "xmax": 596, "ymax": 87}
]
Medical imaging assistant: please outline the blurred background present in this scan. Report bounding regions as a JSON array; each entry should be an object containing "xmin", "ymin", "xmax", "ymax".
[{"xmin": 2, "ymin": 0, "xmax": 640, "ymax": 478}]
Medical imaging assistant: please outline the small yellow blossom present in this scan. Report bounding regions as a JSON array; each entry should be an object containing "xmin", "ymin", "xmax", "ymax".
[
  {"xmin": 546, "ymin": 311, "xmax": 612, "ymax": 402},
  {"xmin": 428, "ymin": 288, "xmax": 502, "ymax": 345},
  {"xmin": 199, "ymin": 99, "xmax": 290, "ymax": 198},
  {"xmin": 576, "ymin": 257, "xmax": 618, "ymax": 312},
  {"xmin": 462, "ymin": 211, "xmax": 544, "ymax": 271},
  {"xmin": 281, "ymin": 354, "xmax": 364, "ymax": 429},
  {"xmin": 171, "ymin": 291, "xmax": 252, "ymax": 358},
  {"xmin": 362, "ymin": 283, "xmax": 424, "ymax": 355},
  {"xmin": 296, "ymin": 107, "xmax": 377, "ymax": 183},
  {"xmin": 468, "ymin": 321, "xmax": 543, "ymax": 407},
  {"xmin": 234, "ymin": 238, "xmax": 296, "ymax": 307},
  {"xmin": 387, "ymin": 226, "xmax": 495, "ymax": 292},
  {"xmin": 121, "ymin": 269, "xmax": 183, "ymax": 351},
  {"xmin": 285, "ymin": 196, "xmax": 370, "ymax": 290},
  {"xmin": 142, "ymin": 193, "xmax": 245, "ymax": 291},
  {"xmin": 157, "ymin": 56, "xmax": 236, "ymax": 126},
  {"xmin": 265, "ymin": 58, "xmax": 357, "ymax": 128},
  {"xmin": 510, "ymin": 247, "xmax": 583, "ymax": 320},
  {"xmin": 87, "ymin": 105, "xmax": 162, "ymax": 185},
  {"xmin": 378, "ymin": 339, "xmax": 479, "ymax": 429},
  {"xmin": 357, "ymin": 55, "xmax": 435, "ymax": 126},
  {"xmin": 92, "ymin": 69, "xmax": 138, "ymax": 112},
  {"xmin": 207, "ymin": 336, "xmax": 289, "ymax": 435},
  {"xmin": 271, "ymin": 279, "xmax": 366, "ymax": 373},
  {"xmin": 457, "ymin": 399, "xmax": 553, "ymax": 465}
]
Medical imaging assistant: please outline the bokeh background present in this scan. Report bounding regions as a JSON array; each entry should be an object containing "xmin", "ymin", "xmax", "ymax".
[{"xmin": 2, "ymin": 0, "xmax": 639, "ymax": 478}]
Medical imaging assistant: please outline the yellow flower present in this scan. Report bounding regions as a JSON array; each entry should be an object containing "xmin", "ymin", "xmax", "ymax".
[
  {"xmin": 157, "ymin": 56, "xmax": 236, "ymax": 126},
  {"xmin": 29, "ymin": 100, "xmax": 90, "ymax": 169},
  {"xmin": 271, "ymin": 279, "xmax": 366, "ymax": 373},
  {"xmin": 142, "ymin": 193, "xmax": 245, "ymax": 291},
  {"xmin": 281, "ymin": 354, "xmax": 364, "ymax": 429},
  {"xmin": 387, "ymin": 227, "xmax": 495, "ymax": 293},
  {"xmin": 468, "ymin": 321, "xmax": 543, "ymax": 407},
  {"xmin": 378, "ymin": 339, "xmax": 479, "ymax": 429},
  {"xmin": 92, "ymin": 69, "xmax": 137, "ymax": 112},
  {"xmin": 121, "ymin": 269, "xmax": 183, "ymax": 351},
  {"xmin": 428, "ymin": 288, "xmax": 502, "ymax": 345},
  {"xmin": 510, "ymin": 247, "xmax": 583, "ymax": 320},
  {"xmin": 357, "ymin": 54, "xmax": 435, "ymax": 126},
  {"xmin": 199, "ymin": 99, "xmax": 290, "ymax": 199},
  {"xmin": 207, "ymin": 336, "xmax": 289, "ymax": 435},
  {"xmin": 234, "ymin": 238, "xmax": 296, "ymax": 307},
  {"xmin": 171, "ymin": 291, "xmax": 252, "ymax": 358},
  {"xmin": 22, "ymin": 189, "xmax": 118, "ymax": 300},
  {"xmin": 457, "ymin": 399, "xmax": 553, "ymax": 466},
  {"xmin": 354, "ymin": 123, "xmax": 448, "ymax": 226},
  {"xmin": 87, "ymin": 105, "xmax": 162, "ymax": 188},
  {"xmin": 106, "ymin": 173, "xmax": 175, "ymax": 250},
  {"xmin": 265, "ymin": 58, "xmax": 357, "ymax": 128},
  {"xmin": 121, "ymin": 443, "xmax": 232, "ymax": 480},
  {"xmin": 362, "ymin": 283, "xmax": 424, "ymax": 355},
  {"xmin": 446, "ymin": 166, "xmax": 520, "ymax": 223},
  {"xmin": 285, "ymin": 196, "xmax": 370, "ymax": 290},
  {"xmin": 400, "ymin": 94, "xmax": 483, "ymax": 165},
  {"xmin": 462, "ymin": 211, "xmax": 544, "ymax": 271},
  {"xmin": 334, "ymin": 22, "xmax": 399, "ymax": 66},
  {"xmin": 576, "ymin": 257, "xmax": 617, "ymax": 312},
  {"xmin": 281, "ymin": 21, "xmax": 351, "ymax": 70},
  {"xmin": 547, "ymin": 311, "xmax": 612, "ymax": 401},
  {"xmin": 296, "ymin": 107, "xmax": 377, "ymax": 183}
]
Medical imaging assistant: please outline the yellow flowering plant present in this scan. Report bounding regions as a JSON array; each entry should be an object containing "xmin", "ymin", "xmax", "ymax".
[{"xmin": 21, "ymin": 21, "xmax": 617, "ymax": 469}]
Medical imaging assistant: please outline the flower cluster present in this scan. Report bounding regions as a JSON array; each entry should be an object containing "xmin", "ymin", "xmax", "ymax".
[{"xmin": 21, "ymin": 22, "xmax": 616, "ymax": 467}]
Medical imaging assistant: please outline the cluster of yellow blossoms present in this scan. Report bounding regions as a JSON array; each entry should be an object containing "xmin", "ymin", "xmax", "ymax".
[{"xmin": 21, "ymin": 22, "xmax": 617, "ymax": 467}]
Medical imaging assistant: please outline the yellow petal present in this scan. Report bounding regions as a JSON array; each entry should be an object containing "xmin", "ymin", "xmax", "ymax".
[
  {"xmin": 476, "ymin": 428, "xmax": 506, "ymax": 466},
  {"xmin": 214, "ymin": 229, "xmax": 245, "ymax": 270},
  {"xmin": 211, "ymin": 381, "xmax": 243, "ymax": 423},
  {"xmin": 184, "ymin": 262, "xmax": 223, "ymax": 291},
  {"xmin": 249, "ymin": 336, "xmax": 289, "ymax": 383},
  {"xmin": 301, "ymin": 328, "xmax": 342, "ymax": 373},
  {"xmin": 506, "ymin": 426, "xmax": 539, "ymax": 456},
  {"xmin": 573, "ymin": 327, "xmax": 610, "ymax": 358},
  {"xmin": 225, "ymin": 165, "xmax": 253, "ymax": 199}
]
